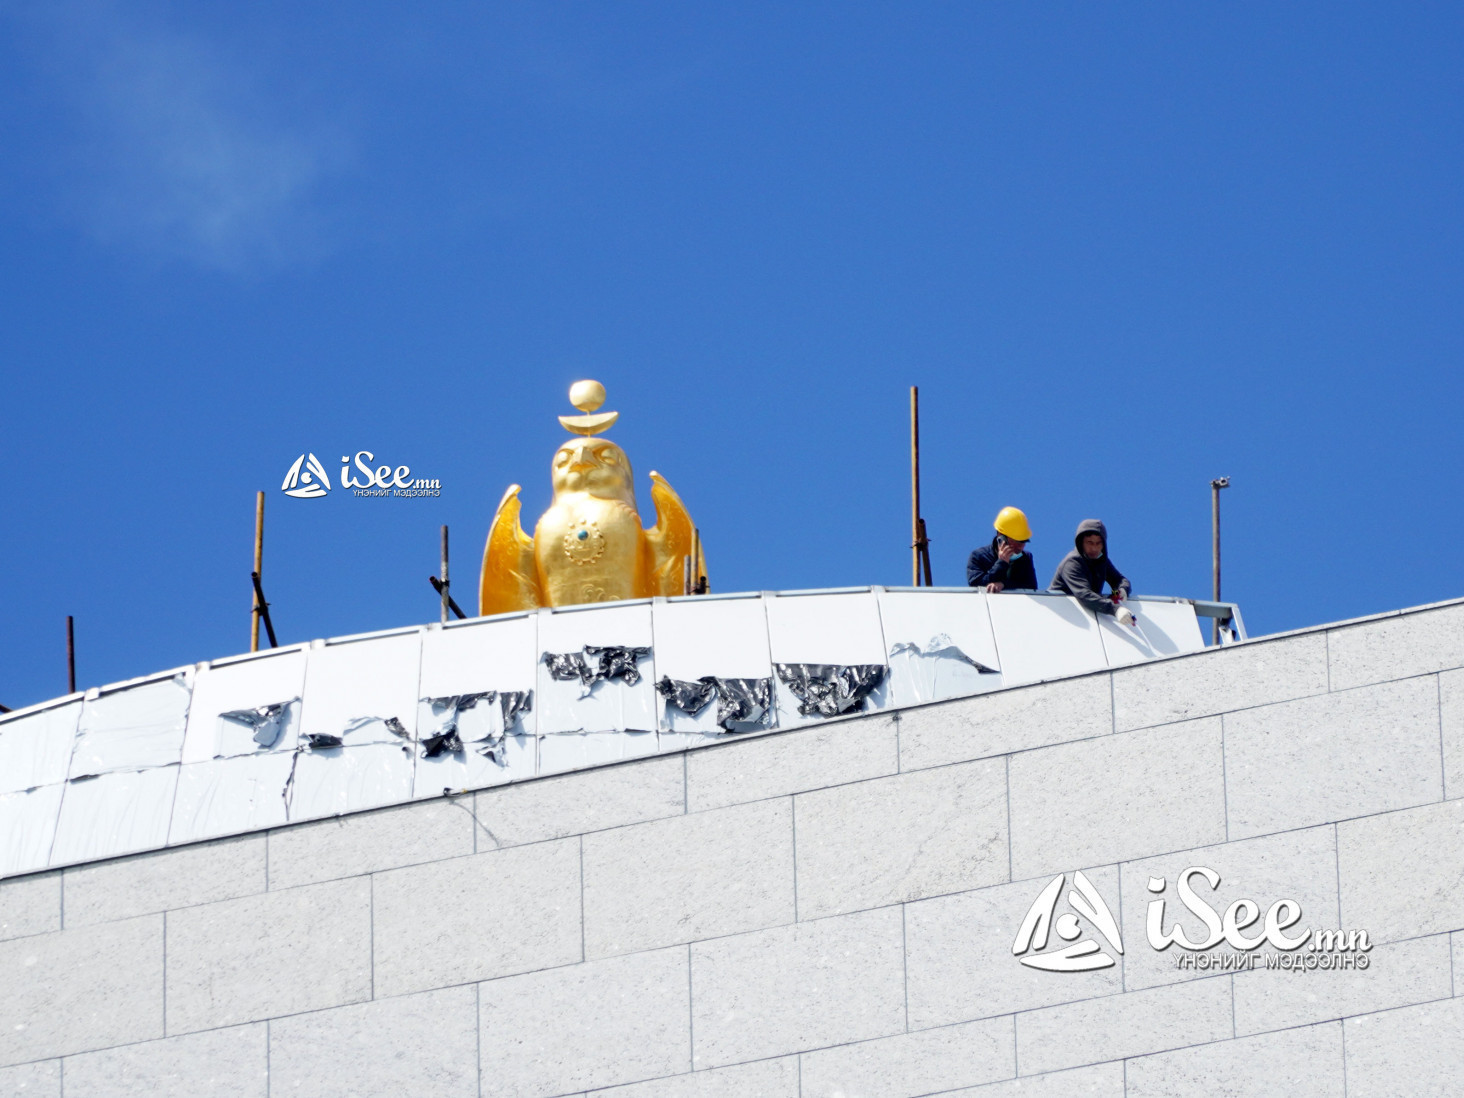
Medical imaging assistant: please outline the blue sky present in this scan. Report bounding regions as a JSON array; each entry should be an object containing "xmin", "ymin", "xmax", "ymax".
[{"xmin": 1, "ymin": 2, "xmax": 1460, "ymax": 710}]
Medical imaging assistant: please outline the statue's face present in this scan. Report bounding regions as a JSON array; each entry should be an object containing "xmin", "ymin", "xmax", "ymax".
[{"xmin": 551, "ymin": 437, "xmax": 635, "ymax": 501}]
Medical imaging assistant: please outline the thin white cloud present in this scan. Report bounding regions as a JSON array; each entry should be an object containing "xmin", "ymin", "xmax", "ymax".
[{"xmin": 8, "ymin": 0, "xmax": 348, "ymax": 270}]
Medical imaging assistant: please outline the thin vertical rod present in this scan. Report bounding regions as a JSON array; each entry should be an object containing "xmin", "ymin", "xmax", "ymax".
[
  {"xmin": 251, "ymin": 491, "xmax": 265, "ymax": 653},
  {"xmin": 911, "ymin": 386, "xmax": 921, "ymax": 586},
  {"xmin": 440, "ymin": 525, "xmax": 450, "ymax": 625},
  {"xmin": 1211, "ymin": 483, "xmax": 1221, "ymax": 645},
  {"xmin": 66, "ymin": 615, "xmax": 75, "ymax": 694}
]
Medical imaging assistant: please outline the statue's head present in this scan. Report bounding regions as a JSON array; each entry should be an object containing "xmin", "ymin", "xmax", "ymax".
[{"xmin": 550, "ymin": 436, "xmax": 637, "ymax": 507}]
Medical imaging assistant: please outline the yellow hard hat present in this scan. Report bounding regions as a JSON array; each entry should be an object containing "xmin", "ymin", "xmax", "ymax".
[{"xmin": 994, "ymin": 506, "xmax": 1032, "ymax": 542}]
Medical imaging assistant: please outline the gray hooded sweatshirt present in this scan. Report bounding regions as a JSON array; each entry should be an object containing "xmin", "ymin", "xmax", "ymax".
[{"xmin": 1048, "ymin": 519, "xmax": 1131, "ymax": 615}]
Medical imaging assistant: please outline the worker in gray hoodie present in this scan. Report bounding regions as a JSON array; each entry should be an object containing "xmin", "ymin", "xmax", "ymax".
[{"xmin": 1050, "ymin": 519, "xmax": 1135, "ymax": 626}]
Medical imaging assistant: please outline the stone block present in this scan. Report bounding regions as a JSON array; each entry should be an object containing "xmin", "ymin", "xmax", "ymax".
[
  {"xmin": 583, "ymin": 799, "xmax": 793, "ymax": 959},
  {"xmin": 1125, "ymin": 1022, "xmax": 1343, "ymax": 1098},
  {"xmin": 1015, "ymin": 978, "xmax": 1232, "ymax": 1076},
  {"xmin": 270, "ymin": 985, "xmax": 476, "ymax": 1098},
  {"xmin": 1455, "ymin": 931, "xmax": 1463, "ymax": 995},
  {"xmin": 1111, "ymin": 633, "xmax": 1328, "ymax": 732},
  {"xmin": 589, "ymin": 1057, "xmax": 799, "ymax": 1097},
  {"xmin": 1442, "ymin": 668, "xmax": 1463, "ymax": 801},
  {"xmin": 473, "ymin": 755, "xmax": 684, "ymax": 848},
  {"xmin": 1120, "ymin": 826, "xmax": 1339, "ymax": 992},
  {"xmin": 372, "ymin": 838, "xmax": 581, "ymax": 998},
  {"xmin": 794, "ymin": 761, "xmax": 1008, "ymax": 920},
  {"xmin": 0, "ymin": 915, "xmax": 162, "ymax": 1066},
  {"xmin": 936, "ymin": 1062, "xmax": 1123, "ymax": 1097},
  {"xmin": 1327, "ymin": 603, "xmax": 1464, "ymax": 691},
  {"xmin": 1224, "ymin": 678, "xmax": 1441, "ymax": 839},
  {"xmin": 685, "ymin": 717, "xmax": 897, "ymax": 814},
  {"xmin": 478, "ymin": 946, "xmax": 689, "ymax": 1097},
  {"xmin": 61, "ymin": 1023, "xmax": 267, "ymax": 1098},
  {"xmin": 1008, "ymin": 719, "xmax": 1225, "ymax": 881},
  {"xmin": 0, "ymin": 1059, "xmax": 58, "ymax": 1097},
  {"xmin": 1233, "ymin": 933, "xmax": 1451, "ymax": 1036},
  {"xmin": 165, "ymin": 876, "xmax": 371, "ymax": 1033},
  {"xmin": 897, "ymin": 674, "xmax": 1113, "ymax": 773},
  {"xmin": 798, "ymin": 1016, "xmax": 1014, "ymax": 1098},
  {"xmin": 0, "ymin": 872, "xmax": 59, "ymax": 942},
  {"xmin": 1343, "ymin": 996, "xmax": 1464, "ymax": 1097},
  {"xmin": 63, "ymin": 835, "xmax": 265, "ymax": 928},
  {"xmin": 267, "ymin": 798, "xmax": 473, "ymax": 891},
  {"xmin": 1337, "ymin": 798, "xmax": 1464, "ymax": 944},
  {"xmin": 905, "ymin": 867, "xmax": 1123, "ymax": 1029},
  {"xmin": 690, "ymin": 906, "xmax": 904, "ymax": 1067}
]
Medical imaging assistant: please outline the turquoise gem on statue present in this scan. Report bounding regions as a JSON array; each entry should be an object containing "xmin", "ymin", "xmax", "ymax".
[{"xmin": 577, "ymin": 529, "xmax": 588, "ymax": 540}]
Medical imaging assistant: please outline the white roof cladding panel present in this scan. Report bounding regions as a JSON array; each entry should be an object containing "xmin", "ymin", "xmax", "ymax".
[
  {"xmin": 298, "ymin": 633, "xmax": 423, "ymax": 745},
  {"xmin": 652, "ymin": 596, "xmax": 772, "ymax": 680},
  {"xmin": 878, "ymin": 589, "xmax": 1005, "ymax": 707},
  {"xmin": 412, "ymin": 729, "xmax": 536, "ymax": 799},
  {"xmin": 987, "ymin": 594, "xmax": 1108, "ymax": 686},
  {"xmin": 1097, "ymin": 599, "xmax": 1208, "ymax": 668},
  {"xmin": 0, "ymin": 784, "xmax": 64, "ymax": 877},
  {"xmin": 764, "ymin": 591, "xmax": 886, "ymax": 665},
  {"xmin": 0, "ymin": 700, "xmax": 81, "ymax": 795},
  {"xmin": 49, "ymin": 766, "xmax": 180, "ymax": 867},
  {"xmin": 70, "ymin": 674, "xmax": 192, "ymax": 779},
  {"xmin": 418, "ymin": 614, "xmax": 538, "ymax": 701},
  {"xmin": 183, "ymin": 650, "xmax": 308, "ymax": 764},
  {"xmin": 536, "ymin": 603, "xmax": 657, "ymax": 734},
  {"xmin": 169, "ymin": 753, "xmax": 295, "ymax": 845},
  {"xmin": 285, "ymin": 742, "xmax": 415, "ymax": 823}
]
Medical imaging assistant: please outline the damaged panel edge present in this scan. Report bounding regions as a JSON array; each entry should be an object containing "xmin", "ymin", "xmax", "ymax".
[
  {"xmin": 657, "ymin": 675, "xmax": 775, "ymax": 732},
  {"xmin": 774, "ymin": 663, "xmax": 887, "ymax": 718}
]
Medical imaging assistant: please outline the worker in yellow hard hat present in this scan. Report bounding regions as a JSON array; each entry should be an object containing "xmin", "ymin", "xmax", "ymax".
[{"xmin": 967, "ymin": 506, "xmax": 1037, "ymax": 592}]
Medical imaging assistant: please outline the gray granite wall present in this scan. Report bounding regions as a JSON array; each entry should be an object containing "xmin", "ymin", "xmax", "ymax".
[{"xmin": 2, "ymin": 600, "xmax": 1462, "ymax": 1097}]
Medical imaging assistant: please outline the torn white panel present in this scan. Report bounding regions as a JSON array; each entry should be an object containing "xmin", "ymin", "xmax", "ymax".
[
  {"xmin": 653, "ymin": 596, "xmax": 774, "ymax": 736},
  {"xmin": 70, "ymin": 674, "xmax": 191, "ymax": 778},
  {"xmin": 49, "ymin": 766, "xmax": 180, "ymax": 868},
  {"xmin": 0, "ymin": 701, "xmax": 81, "ymax": 795},
  {"xmin": 1097, "ymin": 599, "xmax": 1207, "ymax": 668},
  {"xmin": 298, "ymin": 632, "xmax": 422, "ymax": 746},
  {"xmin": 537, "ymin": 730, "xmax": 657, "ymax": 777},
  {"xmin": 0, "ymin": 783, "xmax": 65, "ymax": 878},
  {"xmin": 536, "ymin": 604, "xmax": 656, "ymax": 734},
  {"xmin": 183, "ymin": 649, "xmax": 307, "ymax": 763},
  {"xmin": 285, "ymin": 742, "xmax": 415, "ymax": 823},
  {"xmin": 987, "ymin": 594, "xmax": 1108, "ymax": 687},
  {"xmin": 878, "ymin": 590, "xmax": 1004, "ymax": 707},
  {"xmin": 419, "ymin": 616, "xmax": 538, "ymax": 738},
  {"xmin": 168, "ymin": 753, "xmax": 295, "ymax": 845},
  {"xmin": 412, "ymin": 732, "xmax": 536, "ymax": 799},
  {"xmin": 764, "ymin": 592, "xmax": 888, "ymax": 728}
]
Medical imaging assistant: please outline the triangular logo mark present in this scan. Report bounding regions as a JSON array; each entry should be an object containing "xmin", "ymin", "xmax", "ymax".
[
  {"xmin": 1012, "ymin": 870, "xmax": 1123, "ymax": 972},
  {"xmin": 282, "ymin": 453, "xmax": 330, "ymax": 499}
]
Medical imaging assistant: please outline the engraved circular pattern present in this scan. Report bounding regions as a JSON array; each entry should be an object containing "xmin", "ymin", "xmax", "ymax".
[{"xmin": 563, "ymin": 520, "xmax": 606, "ymax": 565}]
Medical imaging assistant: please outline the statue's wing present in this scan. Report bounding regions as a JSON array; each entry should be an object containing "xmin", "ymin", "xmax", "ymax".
[
  {"xmin": 644, "ymin": 471, "xmax": 709, "ymax": 596},
  {"xmin": 479, "ymin": 485, "xmax": 542, "ymax": 615}
]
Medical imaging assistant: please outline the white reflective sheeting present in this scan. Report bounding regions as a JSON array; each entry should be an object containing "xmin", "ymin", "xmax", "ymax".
[
  {"xmin": 1097, "ymin": 599, "xmax": 1208, "ymax": 667},
  {"xmin": 299, "ymin": 633, "xmax": 422, "ymax": 745},
  {"xmin": 653, "ymin": 596, "xmax": 773, "ymax": 737},
  {"xmin": 537, "ymin": 730, "xmax": 658, "ymax": 776},
  {"xmin": 987, "ymin": 594, "xmax": 1108, "ymax": 686},
  {"xmin": 878, "ymin": 590, "xmax": 1004, "ymax": 706},
  {"xmin": 0, "ymin": 784, "xmax": 65, "ymax": 877},
  {"xmin": 420, "ymin": 616, "xmax": 537, "ymax": 723},
  {"xmin": 412, "ymin": 730, "xmax": 536, "ymax": 798},
  {"xmin": 70, "ymin": 675, "xmax": 191, "ymax": 778},
  {"xmin": 49, "ymin": 766, "xmax": 179, "ymax": 867},
  {"xmin": 0, "ymin": 701, "xmax": 81, "ymax": 795},
  {"xmin": 764, "ymin": 592, "xmax": 888, "ymax": 727},
  {"xmin": 183, "ymin": 650, "xmax": 307, "ymax": 763},
  {"xmin": 169, "ymin": 753, "xmax": 295, "ymax": 844},
  {"xmin": 536, "ymin": 604, "xmax": 656, "ymax": 734},
  {"xmin": 285, "ymin": 743, "xmax": 415, "ymax": 823}
]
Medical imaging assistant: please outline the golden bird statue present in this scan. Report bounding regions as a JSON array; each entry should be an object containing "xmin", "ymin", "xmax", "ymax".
[{"xmin": 478, "ymin": 380, "xmax": 708, "ymax": 615}]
